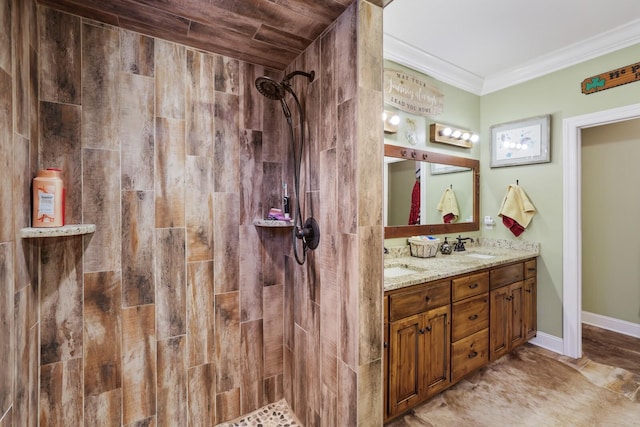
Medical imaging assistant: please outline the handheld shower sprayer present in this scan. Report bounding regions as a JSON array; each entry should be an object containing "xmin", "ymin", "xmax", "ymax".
[{"xmin": 254, "ymin": 70, "xmax": 319, "ymax": 265}]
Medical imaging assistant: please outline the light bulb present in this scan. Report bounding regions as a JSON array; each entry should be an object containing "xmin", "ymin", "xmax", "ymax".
[
  {"xmin": 521, "ymin": 143, "xmax": 528, "ymax": 150},
  {"xmin": 441, "ymin": 127, "xmax": 453, "ymax": 137},
  {"xmin": 461, "ymin": 132, "xmax": 470, "ymax": 140},
  {"xmin": 389, "ymin": 115, "xmax": 400, "ymax": 126},
  {"xmin": 509, "ymin": 142, "xmax": 516, "ymax": 149},
  {"xmin": 470, "ymin": 134, "xmax": 480, "ymax": 143},
  {"xmin": 382, "ymin": 112, "xmax": 388, "ymax": 121},
  {"xmin": 451, "ymin": 130, "xmax": 462, "ymax": 139},
  {"xmin": 503, "ymin": 141, "xmax": 510, "ymax": 148}
]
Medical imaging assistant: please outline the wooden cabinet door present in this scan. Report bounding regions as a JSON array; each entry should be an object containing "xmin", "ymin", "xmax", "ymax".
[
  {"xmin": 383, "ymin": 321, "xmax": 389, "ymax": 420},
  {"xmin": 491, "ymin": 281, "xmax": 528, "ymax": 361},
  {"xmin": 421, "ymin": 305, "xmax": 451, "ymax": 398},
  {"xmin": 508, "ymin": 281, "xmax": 525, "ymax": 349},
  {"xmin": 383, "ymin": 296, "xmax": 388, "ymax": 420},
  {"xmin": 524, "ymin": 277, "xmax": 537, "ymax": 340},
  {"xmin": 388, "ymin": 314, "xmax": 422, "ymax": 416},
  {"xmin": 490, "ymin": 286, "xmax": 509, "ymax": 361}
]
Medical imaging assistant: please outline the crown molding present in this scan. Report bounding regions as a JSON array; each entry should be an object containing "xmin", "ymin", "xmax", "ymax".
[
  {"xmin": 384, "ymin": 18, "xmax": 640, "ymax": 96},
  {"xmin": 383, "ymin": 33, "xmax": 484, "ymax": 95},
  {"xmin": 482, "ymin": 18, "xmax": 640, "ymax": 94}
]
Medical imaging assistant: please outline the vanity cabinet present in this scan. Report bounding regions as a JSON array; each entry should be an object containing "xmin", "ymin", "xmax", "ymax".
[
  {"xmin": 387, "ymin": 281, "xmax": 451, "ymax": 417},
  {"xmin": 383, "ymin": 257, "xmax": 537, "ymax": 422}
]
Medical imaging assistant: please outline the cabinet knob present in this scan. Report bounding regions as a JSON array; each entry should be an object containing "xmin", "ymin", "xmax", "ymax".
[
  {"xmin": 468, "ymin": 351, "xmax": 478, "ymax": 359},
  {"xmin": 424, "ymin": 296, "xmax": 430, "ymax": 302},
  {"xmin": 425, "ymin": 326, "xmax": 432, "ymax": 332},
  {"xmin": 468, "ymin": 283, "xmax": 479, "ymax": 289},
  {"xmin": 505, "ymin": 296, "xmax": 513, "ymax": 301},
  {"xmin": 419, "ymin": 328, "xmax": 425, "ymax": 334},
  {"xmin": 468, "ymin": 314, "xmax": 478, "ymax": 321},
  {"xmin": 384, "ymin": 342, "xmax": 389, "ymax": 348},
  {"xmin": 525, "ymin": 289, "xmax": 532, "ymax": 293}
]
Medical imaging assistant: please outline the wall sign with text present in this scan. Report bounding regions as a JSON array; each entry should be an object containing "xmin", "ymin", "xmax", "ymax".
[
  {"xmin": 581, "ymin": 61, "xmax": 640, "ymax": 94},
  {"xmin": 384, "ymin": 68, "xmax": 444, "ymax": 117}
]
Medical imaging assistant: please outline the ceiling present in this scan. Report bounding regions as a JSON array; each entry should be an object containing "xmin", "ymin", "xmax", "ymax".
[
  {"xmin": 384, "ymin": 0, "xmax": 640, "ymax": 95},
  {"xmin": 37, "ymin": 0, "xmax": 359, "ymax": 70}
]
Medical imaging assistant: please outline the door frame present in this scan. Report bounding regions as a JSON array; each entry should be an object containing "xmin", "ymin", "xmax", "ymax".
[{"xmin": 562, "ymin": 102, "xmax": 640, "ymax": 358}]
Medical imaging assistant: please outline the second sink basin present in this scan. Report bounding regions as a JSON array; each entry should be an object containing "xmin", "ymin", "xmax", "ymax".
[
  {"xmin": 384, "ymin": 266, "xmax": 422, "ymax": 278},
  {"xmin": 465, "ymin": 253, "xmax": 496, "ymax": 259}
]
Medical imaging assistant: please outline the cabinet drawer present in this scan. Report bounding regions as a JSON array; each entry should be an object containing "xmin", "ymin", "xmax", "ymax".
[
  {"xmin": 389, "ymin": 280, "xmax": 451, "ymax": 321},
  {"xmin": 451, "ymin": 328, "xmax": 489, "ymax": 382},
  {"xmin": 452, "ymin": 272, "xmax": 489, "ymax": 302},
  {"xmin": 490, "ymin": 263, "xmax": 523, "ymax": 289},
  {"xmin": 452, "ymin": 294, "xmax": 489, "ymax": 342},
  {"xmin": 524, "ymin": 259, "xmax": 537, "ymax": 279}
]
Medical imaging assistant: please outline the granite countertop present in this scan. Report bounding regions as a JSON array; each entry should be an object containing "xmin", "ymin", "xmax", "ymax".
[{"xmin": 384, "ymin": 238, "xmax": 539, "ymax": 292}]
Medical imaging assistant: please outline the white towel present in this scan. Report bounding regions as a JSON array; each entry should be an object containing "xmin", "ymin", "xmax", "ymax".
[
  {"xmin": 437, "ymin": 188, "xmax": 459, "ymax": 223},
  {"xmin": 498, "ymin": 184, "xmax": 536, "ymax": 230}
]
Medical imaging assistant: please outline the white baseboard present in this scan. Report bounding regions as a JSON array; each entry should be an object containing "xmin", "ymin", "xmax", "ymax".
[
  {"xmin": 582, "ymin": 311, "xmax": 640, "ymax": 339},
  {"xmin": 529, "ymin": 331, "xmax": 564, "ymax": 354}
]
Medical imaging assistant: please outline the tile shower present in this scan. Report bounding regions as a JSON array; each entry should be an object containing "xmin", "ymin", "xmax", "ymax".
[{"xmin": 0, "ymin": 0, "xmax": 383, "ymax": 425}]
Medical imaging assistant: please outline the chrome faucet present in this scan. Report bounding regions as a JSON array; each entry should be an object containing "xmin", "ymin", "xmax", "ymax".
[{"xmin": 453, "ymin": 235, "xmax": 474, "ymax": 252}]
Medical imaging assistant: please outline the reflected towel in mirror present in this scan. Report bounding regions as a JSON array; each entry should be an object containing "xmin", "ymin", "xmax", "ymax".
[
  {"xmin": 437, "ymin": 187, "xmax": 459, "ymax": 224},
  {"xmin": 408, "ymin": 180, "xmax": 421, "ymax": 225}
]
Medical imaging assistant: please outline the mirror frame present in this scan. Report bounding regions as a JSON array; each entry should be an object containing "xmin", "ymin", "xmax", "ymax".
[{"xmin": 384, "ymin": 144, "xmax": 480, "ymax": 239}]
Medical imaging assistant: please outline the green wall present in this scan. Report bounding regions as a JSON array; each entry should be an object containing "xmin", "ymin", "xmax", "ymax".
[
  {"xmin": 581, "ymin": 119, "xmax": 640, "ymax": 324},
  {"xmin": 480, "ymin": 44, "xmax": 640, "ymax": 337}
]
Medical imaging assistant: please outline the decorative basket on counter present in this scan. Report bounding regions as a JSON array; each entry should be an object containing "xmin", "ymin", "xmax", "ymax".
[{"xmin": 408, "ymin": 237, "xmax": 440, "ymax": 258}]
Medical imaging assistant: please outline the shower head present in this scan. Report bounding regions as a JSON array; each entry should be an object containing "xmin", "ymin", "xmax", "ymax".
[
  {"xmin": 255, "ymin": 70, "xmax": 315, "ymax": 101},
  {"xmin": 255, "ymin": 76, "xmax": 286, "ymax": 100}
]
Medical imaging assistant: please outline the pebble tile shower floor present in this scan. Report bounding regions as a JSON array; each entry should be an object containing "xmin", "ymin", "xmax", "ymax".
[{"xmin": 216, "ymin": 400, "xmax": 302, "ymax": 427}]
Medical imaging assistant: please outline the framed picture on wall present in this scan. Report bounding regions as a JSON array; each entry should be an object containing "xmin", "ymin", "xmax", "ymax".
[{"xmin": 490, "ymin": 115, "xmax": 551, "ymax": 167}]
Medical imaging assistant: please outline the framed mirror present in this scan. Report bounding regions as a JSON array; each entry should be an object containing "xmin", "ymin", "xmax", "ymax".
[{"xmin": 384, "ymin": 144, "xmax": 480, "ymax": 239}]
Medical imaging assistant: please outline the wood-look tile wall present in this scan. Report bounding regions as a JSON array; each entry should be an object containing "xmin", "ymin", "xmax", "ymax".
[
  {"xmin": 282, "ymin": 1, "xmax": 384, "ymax": 425},
  {"xmin": 1, "ymin": 0, "xmax": 40, "ymax": 426},
  {"xmin": 1, "ymin": 1, "xmax": 383, "ymax": 425},
  {"xmin": 33, "ymin": 4, "xmax": 290, "ymax": 425}
]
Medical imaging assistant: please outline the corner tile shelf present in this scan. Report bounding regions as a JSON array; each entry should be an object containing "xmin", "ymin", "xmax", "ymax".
[
  {"xmin": 253, "ymin": 219, "xmax": 294, "ymax": 228},
  {"xmin": 20, "ymin": 224, "xmax": 96, "ymax": 238}
]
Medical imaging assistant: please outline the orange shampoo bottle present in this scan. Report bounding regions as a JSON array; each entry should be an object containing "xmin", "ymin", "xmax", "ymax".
[{"xmin": 32, "ymin": 168, "xmax": 65, "ymax": 227}]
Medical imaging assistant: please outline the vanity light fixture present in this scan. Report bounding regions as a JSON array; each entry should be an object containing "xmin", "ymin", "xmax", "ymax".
[
  {"xmin": 383, "ymin": 110, "xmax": 400, "ymax": 133},
  {"xmin": 430, "ymin": 123, "xmax": 479, "ymax": 148}
]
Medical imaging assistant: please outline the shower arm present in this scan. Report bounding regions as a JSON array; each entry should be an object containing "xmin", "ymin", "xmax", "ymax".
[{"xmin": 283, "ymin": 70, "xmax": 315, "ymax": 84}]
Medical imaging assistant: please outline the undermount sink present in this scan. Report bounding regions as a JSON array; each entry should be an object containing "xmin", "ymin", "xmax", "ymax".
[
  {"xmin": 384, "ymin": 266, "xmax": 423, "ymax": 278},
  {"xmin": 465, "ymin": 253, "xmax": 496, "ymax": 259}
]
